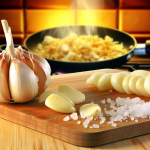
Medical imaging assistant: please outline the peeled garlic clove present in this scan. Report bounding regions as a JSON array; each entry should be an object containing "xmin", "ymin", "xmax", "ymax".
[
  {"xmin": 39, "ymin": 91, "xmax": 54, "ymax": 103},
  {"xmin": 58, "ymin": 83, "xmax": 85, "ymax": 104},
  {"xmin": 86, "ymin": 78, "xmax": 92, "ymax": 85},
  {"xmin": 122, "ymin": 74, "xmax": 134, "ymax": 94},
  {"xmin": 144, "ymin": 74, "xmax": 150, "ymax": 95},
  {"xmin": 129, "ymin": 75, "xmax": 143, "ymax": 96},
  {"xmin": 136, "ymin": 77, "xmax": 150, "ymax": 97},
  {"xmin": 130, "ymin": 70, "xmax": 150, "ymax": 77},
  {"xmin": 45, "ymin": 94, "xmax": 76, "ymax": 113},
  {"xmin": 89, "ymin": 72, "xmax": 106, "ymax": 87},
  {"xmin": 9, "ymin": 58, "xmax": 39, "ymax": 102},
  {"xmin": 111, "ymin": 72, "xmax": 129, "ymax": 93},
  {"xmin": 97, "ymin": 73, "xmax": 114, "ymax": 91},
  {"xmin": 79, "ymin": 104, "xmax": 101, "ymax": 118},
  {"xmin": 39, "ymin": 91, "xmax": 74, "ymax": 106}
]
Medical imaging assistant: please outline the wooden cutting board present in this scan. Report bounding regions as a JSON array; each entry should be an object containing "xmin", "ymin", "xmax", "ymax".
[{"xmin": 0, "ymin": 69, "xmax": 150, "ymax": 147}]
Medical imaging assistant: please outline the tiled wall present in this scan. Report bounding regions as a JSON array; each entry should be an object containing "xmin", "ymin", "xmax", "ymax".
[{"xmin": 0, "ymin": 0, "xmax": 150, "ymax": 45}]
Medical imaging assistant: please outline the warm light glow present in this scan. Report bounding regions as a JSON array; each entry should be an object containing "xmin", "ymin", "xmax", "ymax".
[{"xmin": 26, "ymin": 10, "xmax": 75, "ymax": 33}]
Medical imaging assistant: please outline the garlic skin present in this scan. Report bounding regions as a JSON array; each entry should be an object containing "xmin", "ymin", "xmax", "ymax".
[{"xmin": 0, "ymin": 20, "xmax": 51, "ymax": 103}]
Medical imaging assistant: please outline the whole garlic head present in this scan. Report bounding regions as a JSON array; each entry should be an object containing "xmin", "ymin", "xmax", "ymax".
[{"xmin": 0, "ymin": 20, "xmax": 51, "ymax": 103}]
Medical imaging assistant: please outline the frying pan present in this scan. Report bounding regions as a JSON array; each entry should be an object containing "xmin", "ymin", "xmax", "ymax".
[{"xmin": 22, "ymin": 26, "xmax": 138, "ymax": 72}]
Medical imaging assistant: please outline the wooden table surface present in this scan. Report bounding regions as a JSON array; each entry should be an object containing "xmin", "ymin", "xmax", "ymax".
[
  {"xmin": 1, "ymin": 117, "xmax": 150, "ymax": 150},
  {"xmin": 1, "ymin": 54, "xmax": 150, "ymax": 150}
]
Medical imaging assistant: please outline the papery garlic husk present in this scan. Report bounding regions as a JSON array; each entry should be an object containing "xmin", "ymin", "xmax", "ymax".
[{"xmin": 0, "ymin": 19, "xmax": 51, "ymax": 103}]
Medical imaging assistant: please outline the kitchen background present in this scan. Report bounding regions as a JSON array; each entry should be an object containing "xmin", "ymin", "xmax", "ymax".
[{"xmin": 0, "ymin": 0, "xmax": 150, "ymax": 46}]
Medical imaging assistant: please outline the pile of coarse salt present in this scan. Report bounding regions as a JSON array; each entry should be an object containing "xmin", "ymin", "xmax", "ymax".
[
  {"xmin": 63, "ymin": 97, "xmax": 150, "ymax": 129},
  {"xmin": 105, "ymin": 97, "xmax": 150, "ymax": 125}
]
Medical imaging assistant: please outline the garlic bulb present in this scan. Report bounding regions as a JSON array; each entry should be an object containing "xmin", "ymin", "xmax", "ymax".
[{"xmin": 0, "ymin": 20, "xmax": 51, "ymax": 103}]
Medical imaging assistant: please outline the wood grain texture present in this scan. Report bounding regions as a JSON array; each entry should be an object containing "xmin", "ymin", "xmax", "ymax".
[
  {"xmin": 0, "ymin": 69, "xmax": 150, "ymax": 147},
  {"xmin": 1, "ymin": 118, "xmax": 150, "ymax": 150}
]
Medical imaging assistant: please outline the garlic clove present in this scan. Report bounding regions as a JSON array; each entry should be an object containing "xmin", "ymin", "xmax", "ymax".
[
  {"xmin": 79, "ymin": 104, "xmax": 101, "ymax": 118},
  {"xmin": 136, "ymin": 77, "xmax": 150, "ymax": 97},
  {"xmin": 32, "ymin": 59, "xmax": 47, "ymax": 96},
  {"xmin": 97, "ymin": 73, "xmax": 114, "ymax": 91},
  {"xmin": 58, "ymin": 83, "xmax": 85, "ymax": 104},
  {"xmin": 90, "ymin": 72, "xmax": 106, "ymax": 87},
  {"xmin": 122, "ymin": 74, "xmax": 134, "ymax": 94},
  {"xmin": 0, "ymin": 59, "xmax": 11, "ymax": 101},
  {"xmin": 144, "ymin": 74, "xmax": 150, "ymax": 95},
  {"xmin": 45, "ymin": 94, "xmax": 76, "ymax": 113},
  {"xmin": 39, "ymin": 91, "xmax": 54, "ymax": 103},
  {"xmin": 129, "ymin": 75, "xmax": 143, "ymax": 96},
  {"xmin": 0, "ymin": 92, "xmax": 8, "ymax": 103},
  {"xmin": 39, "ymin": 91, "xmax": 74, "ymax": 106},
  {"xmin": 131, "ymin": 70, "xmax": 150, "ymax": 77},
  {"xmin": 17, "ymin": 47, "xmax": 51, "ymax": 94},
  {"xmin": 86, "ymin": 77, "xmax": 92, "ymax": 85},
  {"xmin": 9, "ymin": 58, "xmax": 39, "ymax": 102},
  {"xmin": 111, "ymin": 72, "xmax": 129, "ymax": 93},
  {"xmin": 20, "ymin": 55, "xmax": 33, "ymax": 70},
  {"xmin": 31, "ymin": 52, "xmax": 51, "ymax": 91}
]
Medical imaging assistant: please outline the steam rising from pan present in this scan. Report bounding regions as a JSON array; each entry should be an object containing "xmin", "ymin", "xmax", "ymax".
[{"xmin": 40, "ymin": 0, "xmax": 110, "ymax": 38}]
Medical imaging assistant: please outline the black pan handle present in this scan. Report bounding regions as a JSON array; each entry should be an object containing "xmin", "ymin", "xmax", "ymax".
[{"xmin": 133, "ymin": 40, "xmax": 150, "ymax": 56}]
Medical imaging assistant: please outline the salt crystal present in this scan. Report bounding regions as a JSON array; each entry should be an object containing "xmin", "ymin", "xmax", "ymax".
[
  {"xmin": 94, "ymin": 118, "xmax": 96, "ymax": 120},
  {"xmin": 93, "ymin": 124, "xmax": 99, "ymax": 128},
  {"xmin": 84, "ymin": 125, "xmax": 88, "ymax": 128},
  {"xmin": 101, "ymin": 100, "xmax": 105, "ymax": 104},
  {"xmin": 116, "ymin": 115, "xmax": 123, "ymax": 121},
  {"xmin": 123, "ymin": 116, "xmax": 127, "ymax": 120},
  {"xmin": 63, "ymin": 116, "xmax": 69, "ymax": 121},
  {"xmin": 107, "ymin": 98, "xmax": 112, "ymax": 103},
  {"xmin": 87, "ymin": 116, "xmax": 93, "ymax": 121},
  {"xmin": 109, "ymin": 90, "xmax": 112, "ymax": 92},
  {"xmin": 112, "ymin": 123, "xmax": 117, "ymax": 127},
  {"xmin": 99, "ymin": 112, "xmax": 103, "ymax": 118},
  {"xmin": 100, "ymin": 117, "xmax": 106, "ymax": 124},
  {"xmin": 141, "ymin": 115, "xmax": 147, "ymax": 118},
  {"xmin": 113, "ymin": 107, "xmax": 117, "ymax": 110},
  {"xmin": 80, "ymin": 111, "xmax": 86, "ymax": 118},
  {"xmin": 108, "ymin": 121, "xmax": 113, "ymax": 124},
  {"xmin": 89, "ymin": 126, "xmax": 93, "ymax": 129},
  {"xmin": 91, "ymin": 101, "xmax": 94, "ymax": 104},
  {"xmin": 135, "ymin": 120, "xmax": 138, "ymax": 122},
  {"xmin": 83, "ymin": 119, "xmax": 89, "ymax": 125},
  {"xmin": 70, "ymin": 112, "xmax": 78, "ymax": 120},
  {"xmin": 77, "ymin": 121, "xmax": 81, "ymax": 124},
  {"xmin": 124, "ymin": 111, "xmax": 129, "ymax": 116},
  {"xmin": 126, "ymin": 120, "xmax": 128, "ymax": 122},
  {"xmin": 131, "ymin": 116, "xmax": 135, "ymax": 121}
]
